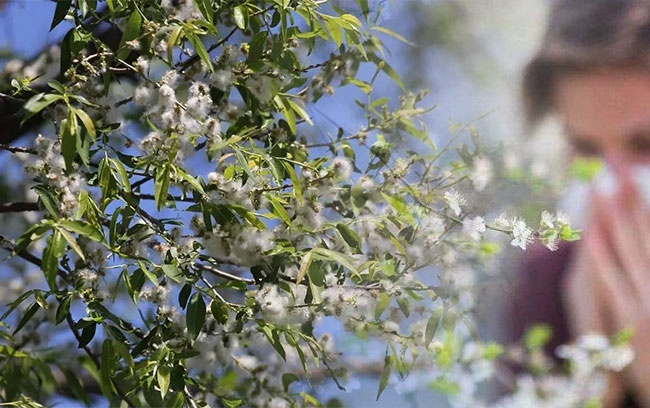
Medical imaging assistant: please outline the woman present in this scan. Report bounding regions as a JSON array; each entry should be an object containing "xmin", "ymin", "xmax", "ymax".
[{"xmin": 509, "ymin": 0, "xmax": 650, "ymax": 406}]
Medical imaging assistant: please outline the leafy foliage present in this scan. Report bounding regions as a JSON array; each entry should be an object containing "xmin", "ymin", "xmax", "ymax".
[{"xmin": 0, "ymin": 1, "xmax": 594, "ymax": 407}]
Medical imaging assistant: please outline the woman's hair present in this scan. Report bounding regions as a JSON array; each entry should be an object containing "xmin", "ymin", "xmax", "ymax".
[{"xmin": 523, "ymin": 0, "xmax": 650, "ymax": 125}]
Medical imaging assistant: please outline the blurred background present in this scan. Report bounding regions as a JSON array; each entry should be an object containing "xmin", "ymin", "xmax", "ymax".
[{"xmin": 0, "ymin": 1, "xmax": 557, "ymax": 406}]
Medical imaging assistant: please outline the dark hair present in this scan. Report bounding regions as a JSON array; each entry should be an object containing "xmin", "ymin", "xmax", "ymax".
[{"xmin": 523, "ymin": 0, "xmax": 650, "ymax": 125}]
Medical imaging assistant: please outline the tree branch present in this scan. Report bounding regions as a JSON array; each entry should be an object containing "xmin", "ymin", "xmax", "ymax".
[
  {"xmin": 0, "ymin": 202, "xmax": 40, "ymax": 213},
  {"xmin": 195, "ymin": 263, "xmax": 255, "ymax": 284}
]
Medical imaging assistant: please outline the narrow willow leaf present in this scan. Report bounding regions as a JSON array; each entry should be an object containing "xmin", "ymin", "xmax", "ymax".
[
  {"xmin": 286, "ymin": 98, "xmax": 313, "ymax": 126},
  {"xmin": 59, "ymin": 219, "xmax": 103, "ymax": 242},
  {"xmin": 73, "ymin": 107, "xmax": 96, "ymax": 139},
  {"xmin": 371, "ymin": 26, "xmax": 416, "ymax": 46},
  {"xmin": 161, "ymin": 264, "xmax": 183, "ymax": 283},
  {"xmin": 0, "ymin": 345, "xmax": 28, "ymax": 358},
  {"xmin": 424, "ymin": 312, "xmax": 441, "ymax": 347},
  {"xmin": 100, "ymin": 339, "xmax": 116, "ymax": 395},
  {"xmin": 186, "ymin": 293, "xmax": 206, "ymax": 340},
  {"xmin": 50, "ymin": 0, "xmax": 72, "ymax": 31},
  {"xmin": 376, "ymin": 353, "xmax": 393, "ymax": 400},
  {"xmin": 323, "ymin": 17, "xmax": 342, "ymax": 46},
  {"xmin": 296, "ymin": 250, "xmax": 314, "ymax": 284},
  {"xmin": 157, "ymin": 365, "xmax": 171, "ymax": 399},
  {"xmin": 118, "ymin": 11, "xmax": 142, "ymax": 60},
  {"xmin": 56, "ymin": 295, "xmax": 72, "ymax": 325},
  {"xmin": 43, "ymin": 230, "xmax": 64, "ymax": 288},
  {"xmin": 210, "ymin": 300, "xmax": 228, "ymax": 325},
  {"xmin": 23, "ymin": 93, "xmax": 62, "ymax": 122},
  {"xmin": 260, "ymin": 325, "xmax": 286, "ymax": 360},
  {"xmin": 176, "ymin": 166, "xmax": 206, "ymax": 195},
  {"xmin": 154, "ymin": 165, "xmax": 170, "ymax": 211},
  {"xmin": 109, "ymin": 158, "xmax": 131, "ymax": 194},
  {"xmin": 33, "ymin": 185, "xmax": 59, "ymax": 218},
  {"xmin": 13, "ymin": 302, "xmax": 40, "ymax": 335},
  {"xmin": 167, "ymin": 25, "xmax": 184, "ymax": 64},
  {"xmin": 312, "ymin": 248, "xmax": 359, "ymax": 276},
  {"xmin": 78, "ymin": 322, "xmax": 96, "ymax": 348},
  {"xmin": 265, "ymin": 194, "xmax": 291, "ymax": 225},
  {"xmin": 233, "ymin": 6, "xmax": 247, "ymax": 30},
  {"xmin": 187, "ymin": 33, "xmax": 213, "ymax": 72},
  {"xmin": 60, "ymin": 114, "xmax": 78, "ymax": 172},
  {"xmin": 274, "ymin": 95, "xmax": 296, "ymax": 134},
  {"xmin": 336, "ymin": 223, "xmax": 362, "ymax": 253}
]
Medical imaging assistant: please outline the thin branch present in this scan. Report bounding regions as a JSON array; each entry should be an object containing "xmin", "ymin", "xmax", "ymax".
[
  {"xmin": 133, "ymin": 193, "xmax": 196, "ymax": 203},
  {"xmin": 0, "ymin": 234, "xmax": 139, "ymax": 406},
  {"xmin": 65, "ymin": 315, "xmax": 137, "ymax": 407},
  {"xmin": 0, "ymin": 144, "xmax": 37, "ymax": 155},
  {"xmin": 0, "ymin": 92, "xmax": 23, "ymax": 102},
  {"xmin": 195, "ymin": 263, "xmax": 255, "ymax": 284},
  {"xmin": 0, "ymin": 202, "xmax": 40, "ymax": 213},
  {"xmin": 0, "ymin": 234, "xmax": 69, "ymax": 282}
]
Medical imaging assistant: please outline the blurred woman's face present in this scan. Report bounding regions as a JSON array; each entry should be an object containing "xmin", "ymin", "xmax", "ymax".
[{"xmin": 554, "ymin": 70, "xmax": 650, "ymax": 164}]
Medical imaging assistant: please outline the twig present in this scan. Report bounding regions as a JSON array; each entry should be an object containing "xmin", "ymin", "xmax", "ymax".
[
  {"xmin": 0, "ymin": 235, "xmax": 138, "ymax": 406},
  {"xmin": 65, "ymin": 315, "xmax": 137, "ymax": 407},
  {"xmin": 195, "ymin": 263, "xmax": 255, "ymax": 284},
  {"xmin": 0, "ymin": 144, "xmax": 37, "ymax": 155},
  {"xmin": 0, "ymin": 234, "xmax": 69, "ymax": 282},
  {"xmin": 0, "ymin": 202, "xmax": 40, "ymax": 213}
]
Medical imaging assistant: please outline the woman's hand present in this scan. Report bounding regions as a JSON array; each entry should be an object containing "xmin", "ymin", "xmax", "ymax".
[{"xmin": 564, "ymin": 165, "xmax": 650, "ymax": 407}]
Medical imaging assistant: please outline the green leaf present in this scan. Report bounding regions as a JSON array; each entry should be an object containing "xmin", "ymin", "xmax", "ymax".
[
  {"xmin": 345, "ymin": 78, "xmax": 372, "ymax": 94},
  {"xmin": 73, "ymin": 107, "xmax": 96, "ymax": 139},
  {"xmin": 118, "ymin": 11, "xmax": 142, "ymax": 60},
  {"xmin": 296, "ymin": 250, "xmax": 313, "ymax": 284},
  {"xmin": 58, "ymin": 219, "xmax": 103, "ymax": 241},
  {"xmin": 210, "ymin": 300, "xmax": 229, "ymax": 325},
  {"xmin": 369, "ymin": 54, "xmax": 405, "ymax": 90},
  {"xmin": 109, "ymin": 158, "xmax": 131, "ymax": 194},
  {"xmin": 265, "ymin": 194, "xmax": 291, "ymax": 225},
  {"xmin": 187, "ymin": 33, "xmax": 213, "ymax": 72},
  {"xmin": 424, "ymin": 312, "xmax": 441, "ymax": 347},
  {"xmin": 157, "ymin": 365, "xmax": 171, "ymax": 399},
  {"xmin": 161, "ymin": 264, "xmax": 183, "ymax": 283},
  {"xmin": 336, "ymin": 223, "xmax": 362, "ymax": 253},
  {"xmin": 260, "ymin": 325, "xmax": 286, "ymax": 360},
  {"xmin": 323, "ymin": 16, "xmax": 342, "ymax": 46},
  {"xmin": 312, "ymin": 248, "xmax": 359, "ymax": 277},
  {"xmin": 33, "ymin": 185, "xmax": 59, "ymax": 218},
  {"xmin": 187, "ymin": 293, "xmax": 206, "ymax": 340},
  {"xmin": 286, "ymin": 98, "xmax": 313, "ymax": 126},
  {"xmin": 282, "ymin": 373, "xmax": 299, "ymax": 392},
  {"xmin": 371, "ymin": 26, "xmax": 415, "ymax": 46},
  {"xmin": 43, "ymin": 230, "xmax": 65, "ymax": 288},
  {"xmin": 56, "ymin": 295, "xmax": 72, "ymax": 325},
  {"xmin": 281, "ymin": 161, "xmax": 302, "ymax": 204},
  {"xmin": 178, "ymin": 284, "xmax": 192, "ymax": 309},
  {"xmin": 0, "ymin": 345, "xmax": 28, "ymax": 358},
  {"xmin": 233, "ymin": 6, "xmax": 247, "ymax": 30},
  {"xmin": 176, "ymin": 166, "xmax": 206, "ymax": 196},
  {"xmin": 13, "ymin": 302, "xmax": 40, "ymax": 335},
  {"xmin": 23, "ymin": 93, "xmax": 62, "ymax": 121},
  {"xmin": 376, "ymin": 353, "xmax": 393, "ymax": 400},
  {"xmin": 524, "ymin": 324, "xmax": 552, "ymax": 351},
  {"xmin": 274, "ymin": 95, "xmax": 296, "ymax": 134},
  {"xmin": 1, "ymin": 289, "xmax": 38, "ymax": 321},
  {"xmin": 167, "ymin": 25, "xmax": 184, "ymax": 64},
  {"xmin": 60, "ymin": 114, "xmax": 78, "ymax": 172},
  {"xmin": 100, "ymin": 339, "xmax": 116, "ymax": 395},
  {"xmin": 154, "ymin": 165, "xmax": 171, "ymax": 211},
  {"xmin": 50, "ymin": 0, "xmax": 72, "ymax": 31},
  {"xmin": 78, "ymin": 322, "xmax": 96, "ymax": 348}
]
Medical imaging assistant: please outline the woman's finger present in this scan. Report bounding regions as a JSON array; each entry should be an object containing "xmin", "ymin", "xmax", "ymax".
[
  {"xmin": 586, "ymin": 218, "xmax": 639, "ymax": 327},
  {"xmin": 593, "ymin": 189, "xmax": 650, "ymax": 305}
]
